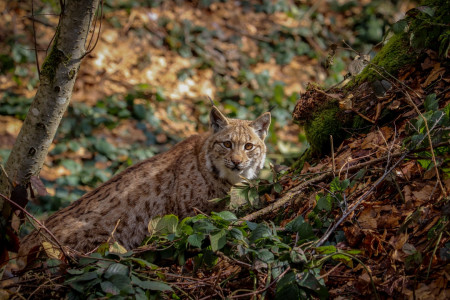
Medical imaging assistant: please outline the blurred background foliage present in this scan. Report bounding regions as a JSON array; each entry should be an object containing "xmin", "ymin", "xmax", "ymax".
[{"xmin": 0, "ymin": 0, "xmax": 414, "ymax": 223}]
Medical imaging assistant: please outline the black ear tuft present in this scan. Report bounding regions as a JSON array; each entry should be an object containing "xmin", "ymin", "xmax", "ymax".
[
  {"xmin": 210, "ymin": 107, "xmax": 229, "ymax": 133},
  {"xmin": 250, "ymin": 112, "xmax": 271, "ymax": 139}
]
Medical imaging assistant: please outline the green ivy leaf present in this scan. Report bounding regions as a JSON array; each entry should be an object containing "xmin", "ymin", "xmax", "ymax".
[
  {"xmin": 210, "ymin": 229, "xmax": 227, "ymax": 252},
  {"xmin": 392, "ymin": 19, "xmax": 409, "ymax": 34},
  {"xmin": 187, "ymin": 233, "xmax": 205, "ymax": 248},
  {"xmin": 317, "ymin": 195, "xmax": 333, "ymax": 211},
  {"xmin": 131, "ymin": 258, "xmax": 158, "ymax": 269},
  {"xmin": 297, "ymin": 270, "xmax": 329, "ymax": 299},
  {"xmin": 100, "ymin": 281, "xmax": 120, "ymax": 295},
  {"xmin": 424, "ymin": 93, "xmax": 438, "ymax": 112},
  {"xmin": 104, "ymin": 263, "xmax": 129, "ymax": 279},
  {"xmin": 290, "ymin": 248, "xmax": 307, "ymax": 263},
  {"xmin": 285, "ymin": 216, "xmax": 314, "ymax": 239},
  {"xmin": 330, "ymin": 177, "xmax": 349, "ymax": 192},
  {"xmin": 94, "ymin": 139, "xmax": 117, "ymax": 159},
  {"xmin": 67, "ymin": 271, "xmax": 98, "ymax": 282},
  {"xmin": 212, "ymin": 211, "xmax": 237, "ymax": 221},
  {"xmin": 345, "ymin": 249, "xmax": 362, "ymax": 255},
  {"xmin": 133, "ymin": 104, "xmax": 147, "ymax": 120},
  {"xmin": 275, "ymin": 271, "xmax": 303, "ymax": 300},
  {"xmin": 249, "ymin": 223, "xmax": 272, "ymax": 243},
  {"xmin": 248, "ymin": 187, "xmax": 260, "ymax": 206},
  {"xmin": 274, "ymin": 182, "xmax": 283, "ymax": 193},
  {"xmin": 61, "ymin": 159, "xmax": 82, "ymax": 174},
  {"xmin": 148, "ymin": 215, "xmax": 179, "ymax": 236},
  {"xmin": 316, "ymin": 245, "xmax": 337, "ymax": 254},
  {"xmin": 135, "ymin": 287, "xmax": 147, "ymax": 300},
  {"xmin": 257, "ymin": 248, "xmax": 275, "ymax": 263},
  {"xmin": 331, "ymin": 254, "xmax": 353, "ymax": 267},
  {"xmin": 193, "ymin": 219, "xmax": 218, "ymax": 234},
  {"xmin": 108, "ymin": 274, "xmax": 133, "ymax": 294},
  {"xmin": 132, "ymin": 275, "xmax": 172, "ymax": 291},
  {"xmin": 417, "ymin": 6, "xmax": 435, "ymax": 17},
  {"xmin": 230, "ymin": 228, "xmax": 244, "ymax": 241},
  {"xmin": 350, "ymin": 168, "xmax": 366, "ymax": 188},
  {"xmin": 66, "ymin": 268, "xmax": 84, "ymax": 275},
  {"xmin": 246, "ymin": 221, "xmax": 258, "ymax": 230}
]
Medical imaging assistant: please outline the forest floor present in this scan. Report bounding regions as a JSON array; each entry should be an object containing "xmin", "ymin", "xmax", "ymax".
[{"xmin": 0, "ymin": 0, "xmax": 449, "ymax": 299}]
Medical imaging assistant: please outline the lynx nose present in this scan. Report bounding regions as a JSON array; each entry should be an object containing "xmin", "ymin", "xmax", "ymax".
[{"xmin": 231, "ymin": 156, "xmax": 242, "ymax": 166}]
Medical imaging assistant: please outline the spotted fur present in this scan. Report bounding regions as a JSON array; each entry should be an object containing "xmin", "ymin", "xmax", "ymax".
[{"xmin": 18, "ymin": 107, "xmax": 270, "ymax": 265}]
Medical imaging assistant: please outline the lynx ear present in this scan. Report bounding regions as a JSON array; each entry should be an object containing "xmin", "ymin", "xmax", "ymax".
[
  {"xmin": 250, "ymin": 112, "xmax": 271, "ymax": 140},
  {"xmin": 210, "ymin": 107, "xmax": 229, "ymax": 133}
]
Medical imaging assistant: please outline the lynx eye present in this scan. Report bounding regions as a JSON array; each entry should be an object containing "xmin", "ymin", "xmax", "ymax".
[
  {"xmin": 244, "ymin": 143, "xmax": 253, "ymax": 150},
  {"xmin": 223, "ymin": 141, "xmax": 232, "ymax": 148}
]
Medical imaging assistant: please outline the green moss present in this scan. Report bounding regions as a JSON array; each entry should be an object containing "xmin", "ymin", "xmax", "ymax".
[
  {"xmin": 291, "ymin": 148, "xmax": 312, "ymax": 171},
  {"xmin": 348, "ymin": 33, "xmax": 415, "ymax": 89},
  {"xmin": 40, "ymin": 39, "xmax": 70, "ymax": 82},
  {"xmin": 304, "ymin": 103, "xmax": 350, "ymax": 155},
  {"xmin": 68, "ymin": 68, "xmax": 77, "ymax": 80}
]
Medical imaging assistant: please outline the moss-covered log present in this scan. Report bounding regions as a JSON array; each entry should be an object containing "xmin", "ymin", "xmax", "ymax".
[{"xmin": 292, "ymin": 0, "xmax": 449, "ymax": 162}]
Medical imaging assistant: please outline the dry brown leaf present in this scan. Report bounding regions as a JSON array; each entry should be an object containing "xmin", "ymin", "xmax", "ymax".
[
  {"xmin": 412, "ymin": 184, "xmax": 435, "ymax": 204},
  {"xmin": 422, "ymin": 63, "xmax": 446, "ymax": 87},
  {"xmin": 358, "ymin": 208, "xmax": 378, "ymax": 230},
  {"xmin": 423, "ymin": 168, "xmax": 436, "ymax": 180},
  {"xmin": 403, "ymin": 185, "xmax": 413, "ymax": 207},
  {"xmin": 343, "ymin": 225, "xmax": 363, "ymax": 247},
  {"xmin": 400, "ymin": 161, "xmax": 416, "ymax": 180},
  {"xmin": 362, "ymin": 231, "xmax": 385, "ymax": 257},
  {"xmin": 391, "ymin": 249, "xmax": 403, "ymax": 262},
  {"xmin": 388, "ymin": 232, "xmax": 408, "ymax": 250}
]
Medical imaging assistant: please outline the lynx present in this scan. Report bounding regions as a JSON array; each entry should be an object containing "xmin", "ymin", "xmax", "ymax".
[{"xmin": 19, "ymin": 107, "xmax": 271, "ymax": 263}]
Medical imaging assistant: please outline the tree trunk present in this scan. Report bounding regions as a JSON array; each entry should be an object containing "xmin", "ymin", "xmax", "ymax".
[{"xmin": 0, "ymin": 0, "xmax": 100, "ymax": 216}]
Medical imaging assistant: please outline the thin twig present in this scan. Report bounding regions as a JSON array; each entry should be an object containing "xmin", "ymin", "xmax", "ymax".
[
  {"xmin": 216, "ymin": 251, "xmax": 252, "ymax": 268},
  {"xmin": 426, "ymin": 229, "xmax": 444, "ymax": 279},
  {"xmin": 229, "ymin": 266, "xmax": 291, "ymax": 299},
  {"xmin": 31, "ymin": 0, "xmax": 40, "ymax": 78},
  {"xmin": 318, "ymin": 262, "xmax": 342, "ymax": 279},
  {"xmin": 403, "ymin": 91, "xmax": 447, "ymax": 198},
  {"xmin": 316, "ymin": 113, "xmax": 445, "ymax": 247},
  {"xmin": 106, "ymin": 219, "xmax": 121, "ymax": 244},
  {"xmin": 330, "ymin": 135, "xmax": 336, "ymax": 176},
  {"xmin": 82, "ymin": 0, "xmax": 103, "ymax": 58},
  {"xmin": 371, "ymin": 67, "xmax": 444, "ymax": 196},
  {"xmin": 26, "ymin": 16, "xmax": 54, "ymax": 28},
  {"xmin": 0, "ymin": 193, "xmax": 69, "ymax": 262},
  {"xmin": 0, "ymin": 164, "xmax": 12, "ymax": 186}
]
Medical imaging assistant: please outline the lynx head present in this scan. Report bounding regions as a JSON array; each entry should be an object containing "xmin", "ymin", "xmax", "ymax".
[{"xmin": 206, "ymin": 107, "xmax": 271, "ymax": 184}]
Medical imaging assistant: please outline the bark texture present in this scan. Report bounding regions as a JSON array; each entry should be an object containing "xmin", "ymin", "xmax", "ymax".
[{"xmin": 0, "ymin": 0, "xmax": 100, "ymax": 213}]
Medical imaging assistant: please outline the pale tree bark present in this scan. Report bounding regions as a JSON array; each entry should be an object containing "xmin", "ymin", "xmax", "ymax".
[{"xmin": 0, "ymin": 0, "xmax": 100, "ymax": 216}]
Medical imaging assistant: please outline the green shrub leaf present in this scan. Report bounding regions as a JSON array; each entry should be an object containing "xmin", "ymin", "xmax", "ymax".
[{"xmin": 210, "ymin": 229, "xmax": 227, "ymax": 252}]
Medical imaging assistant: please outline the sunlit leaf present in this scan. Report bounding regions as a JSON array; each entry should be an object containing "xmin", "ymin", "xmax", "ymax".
[
  {"xmin": 331, "ymin": 254, "xmax": 353, "ymax": 267},
  {"xmin": 109, "ymin": 241, "xmax": 128, "ymax": 255},
  {"xmin": 212, "ymin": 211, "xmax": 237, "ymax": 221},
  {"xmin": 104, "ymin": 263, "xmax": 129, "ymax": 279},
  {"xmin": 148, "ymin": 215, "xmax": 179, "ymax": 236},
  {"xmin": 316, "ymin": 245, "xmax": 337, "ymax": 254},
  {"xmin": 42, "ymin": 241, "xmax": 61, "ymax": 260}
]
